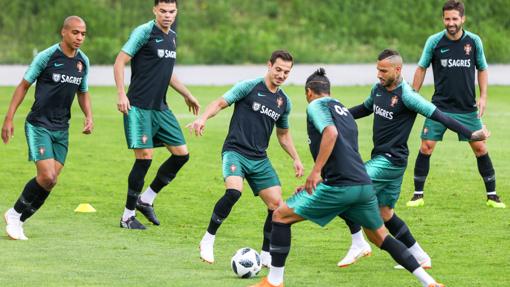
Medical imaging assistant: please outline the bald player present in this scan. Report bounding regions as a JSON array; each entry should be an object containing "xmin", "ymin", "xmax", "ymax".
[{"xmin": 3, "ymin": 16, "xmax": 92, "ymax": 240}]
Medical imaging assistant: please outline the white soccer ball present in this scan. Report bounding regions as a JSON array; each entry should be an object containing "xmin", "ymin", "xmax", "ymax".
[{"xmin": 231, "ymin": 247, "xmax": 262, "ymax": 278}]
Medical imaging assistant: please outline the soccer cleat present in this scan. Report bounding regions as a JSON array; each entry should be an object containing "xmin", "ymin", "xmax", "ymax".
[
  {"xmin": 337, "ymin": 242, "xmax": 372, "ymax": 267},
  {"xmin": 394, "ymin": 256, "xmax": 431, "ymax": 270},
  {"xmin": 136, "ymin": 197, "xmax": 160, "ymax": 225},
  {"xmin": 199, "ymin": 238, "xmax": 215, "ymax": 264},
  {"xmin": 427, "ymin": 283, "xmax": 444, "ymax": 287},
  {"xmin": 486, "ymin": 195, "xmax": 506, "ymax": 208},
  {"xmin": 4, "ymin": 208, "xmax": 28, "ymax": 240},
  {"xmin": 248, "ymin": 277, "xmax": 284, "ymax": 287},
  {"xmin": 406, "ymin": 194, "xmax": 425, "ymax": 207},
  {"xmin": 120, "ymin": 216, "xmax": 146, "ymax": 230},
  {"xmin": 260, "ymin": 250, "xmax": 272, "ymax": 267}
]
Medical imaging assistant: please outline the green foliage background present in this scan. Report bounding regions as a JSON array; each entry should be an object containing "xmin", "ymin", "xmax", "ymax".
[{"xmin": 1, "ymin": 0, "xmax": 509, "ymax": 64}]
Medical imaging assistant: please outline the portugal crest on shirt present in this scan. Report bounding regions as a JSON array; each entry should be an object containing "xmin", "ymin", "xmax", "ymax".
[
  {"xmin": 76, "ymin": 61, "xmax": 83, "ymax": 73},
  {"xmin": 157, "ymin": 49, "xmax": 165, "ymax": 58},
  {"xmin": 276, "ymin": 96, "xmax": 284, "ymax": 108},
  {"xmin": 252, "ymin": 102, "xmax": 261, "ymax": 111},
  {"xmin": 441, "ymin": 59, "xmax": 448, "ymax": 67},
  {"xmin": 390, "ymin": 96, "xmax": 399, "ymax": 107},
  {"xmin": 52, "ymin": 73, "xmax": 61, "ymax": 82},
  {"xmin": 464, "ymin": 43, "xmax": 472, "ymax": 55}
]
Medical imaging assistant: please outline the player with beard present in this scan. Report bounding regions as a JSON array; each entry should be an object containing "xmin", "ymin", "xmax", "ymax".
[
  {"xmin": 406, "ymin": 0, "xmax": 505, "ymax": 208},
  {"xmin": 337, "ymin": 49, "xmax": 489, "ymax": 269}
]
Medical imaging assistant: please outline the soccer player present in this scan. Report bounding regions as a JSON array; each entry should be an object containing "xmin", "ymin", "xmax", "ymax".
[
  {"xmin": 406, "ymin": 0, "xmax": 505, "ymax": 208},
  {"xmin": 250, "ymin": 68, "xmax": 444, "ymax": 287},
  {"xmin": 337, "ymin": 49, "xmax": 489, "ymax": 268},
  {"xmin": 2, "ymin": 16, "xmax": 92, "ymax": 240},
  {"xmin": 188, "ymin": 50, "xmax": 304, "ymax": 265},
  {"xmin": 114, "ymin": 0, "xmax": 200, "ymax": 229}
]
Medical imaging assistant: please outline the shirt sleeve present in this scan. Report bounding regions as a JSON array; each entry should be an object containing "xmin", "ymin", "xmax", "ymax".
[
  {"xmin": 362, "ymin": 84, "xmax": 377, "ymax": 111},
  {"xmin": 472, "ymin": 34, "xmax": 488, "ymax": 70},
  {"xmin": 418, "ymin": 32, "xmax": 443, "ymax": 68},
  {"xmin": 23, "ymin": 45, "xmax": 58, "ymax": 84},
  {"xmin": 402, "ymin": 85, "xmax": 436, "ymax": 118},
  {"xmin": 307, "ymin": 100, "xmax": 334, "ymax": 134},
  {"xmin": 222, "ymin": 78, "xmax": 261, "ymax": 105},
  {"xmin": 276, "ymin": 95, "xmax": 291, "ymax": 129},
  {"xmin": 121, "ymin": 22, "xmax": 153, "ymax": 57},
  {"xmin": 78, "ymin": 51, "xmax": 90, "ymax": 93}
]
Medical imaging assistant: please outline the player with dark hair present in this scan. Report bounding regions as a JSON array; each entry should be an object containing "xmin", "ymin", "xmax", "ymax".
[
  {"xmin": 188, "ymin": 50, "xmax": 303, "ymax": 266},
  {"xmin": 337, "ymin": 49, "xmax": 489, "ymax": 269},
  {"xmin": 406, "ymin": 0, "xmax": 505, "ymax": 208},
  {"xmin": 250, "ymin": 68, "xmax": 444, "ymax": 287},
  {"xmin": 3, "ymin": 16, "xmax": 92, "ymax": 240},
  {"xmin": 114, "ymin": 0, "xmax": 200, "ymax": 229}
]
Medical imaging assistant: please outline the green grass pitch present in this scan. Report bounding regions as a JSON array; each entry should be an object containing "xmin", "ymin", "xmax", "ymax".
[{"xmin": 0, "ymin": 85, "xmax": 509, "ymax": 286}]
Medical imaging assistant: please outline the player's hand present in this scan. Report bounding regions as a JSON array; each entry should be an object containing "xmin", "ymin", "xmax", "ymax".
[
  {"xmin": 304, "ymin": 170, "xmax": 322, "ymax": 195},
  {"xmin": 117, "ymin": 93, "xmax": 131, "ymax": 114},
  {"xmin": 470, "ymin": 124, "xmax": 490, "ymax": 141},
  {"xmin": 477, "ymin": 97, "xmax": 487, "ymax": 118},
  {"xmin": 186, "ymin": 118, "xmax": 206, "ymax": 136},
  {"xmin": 82, "ymin": 117, "xmax": 93, "ymax": 134},
  {"xmin": 184, "ymin": 95, "xmax": 200, "ymax": 115},
  {"xmin": 1, "ymin": 119, "xmax": 14, "ymax": 144},
  {"xmin": 293, "ymin": 185, "xmax": 305, "ymax": 195},
  {"xmin": 293, "ymin": 159, "xmax": 304, "ymax": 178}
]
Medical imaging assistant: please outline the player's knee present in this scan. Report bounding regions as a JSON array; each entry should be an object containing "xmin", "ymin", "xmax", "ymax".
[
  {"xmin": 419, "ymin": 142, "xmax": 434, "ymax": 155},
  {"xmin": 380, "ymin": 208, "xmax": 393, "ymax": 222},
  {"xmin": 472, "ymin": 145, "xmax": 487, "ymax": 157},
  {"xmin": 38, "ymin": 173, "xmax": 57, "ymax": 190}
]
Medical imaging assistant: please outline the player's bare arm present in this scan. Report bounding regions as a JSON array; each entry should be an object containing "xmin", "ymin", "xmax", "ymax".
[
  {"xmin": 77, "ymin": 91, "xmax": 93, "ymax": 134},
  {"xmin": 412, "ymin": 66, "xmax": 427, "ymax": 92},
  {"xmin": 187, "ymin": 97, "xmax": 228, "ymax": 136},
  {"xmin": 276, "ymin": 128, "xmax": 304, "ymax": 177},
  {"xmin": 1, "ymin": 79, "xmax": 31, "ymax": 144},
  {"xmin": 477, "ymin": 69, "xmax": 488, "ymax": 118},
  {"xmin": 169, "ymin": 74, "xmax": 200, "ymax": 115},
  {"xmin": 113, "ymin": 51, "xmax": 132, "ymax": 114}
]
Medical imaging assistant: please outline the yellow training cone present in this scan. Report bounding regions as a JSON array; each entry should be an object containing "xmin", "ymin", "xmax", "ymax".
[{"xmin": 74, "ymin": 203, "xmax": 96, "ymax": 213}]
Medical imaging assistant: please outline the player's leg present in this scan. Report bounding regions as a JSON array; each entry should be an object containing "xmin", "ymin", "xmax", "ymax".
[
  {"xmin": 120, "ymin": 148, "xmax": 153, "ymax": 229},
  {"xmin": 336, "ymin": 214, "xmax": 372, "ymax": 267},
  {"xmin": 249, "ymin": 158, "xmax": 282, "ymax": 267},
  {"xmin": 364, "ymin": 228, "xmax": 442, "ymax": 287},
  {"xmin": 408, "ymin": 118, "xmax": 446, "ymax": 207},
  {"xmin": 469, "ymin": 141, "xmax": 505, "ymax": 208},
  {"xmin": 121, "ymin": 107, "xmax": 154, "ymax": 229},
  {"xmin": 258, "ymin": 185, "xmax": 283, "ymax": 267},
  {"xmin": 249, "ymin": 203, "xmax": 303, "ymax": 287},
  {"xmin": 138, "ymin": 109, "xmax": 190, "ymax": 224},
  {"xmin": 379, "ymin": 207, "xmax": 431, "ymax": 269},
  {"xmin": 407, "ymin": 140, "xmax": 436, "ymax": 207},
  {"xmin": 200, "ymin": 175, "xmax": 243, "ymax": 263},
  {"xmin": 5, "ymin": 123, "xmax": 59, "ymax": 240},
  {"xmin": 137, "ymin": 145, "xmax": 189, "ymax": 225}
]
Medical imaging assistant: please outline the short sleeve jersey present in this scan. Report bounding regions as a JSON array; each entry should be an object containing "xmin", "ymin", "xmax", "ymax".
[
  {"xmin": 418, "ymin": 30, "xmax": 488, "ymax": 113},
  {"xmin": 222, "ymin": 77, "xmax": 291, "ymax": 159},
  {"xmin": 362, "ymin": 81, "xmax": 436, "ymax": 166},
  {"xmin": 122, "ymin": 20, "xmax": 177, "ymax": 111},
  {"xmin": 24, "ymin": 43, "xmax": 89, "ymax": 131},
  {"xmin": 307, "ymin": 97, "xmax": 371, "ymax": 186}
]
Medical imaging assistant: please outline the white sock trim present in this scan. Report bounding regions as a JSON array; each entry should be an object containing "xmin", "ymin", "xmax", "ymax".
[
  {"xmin": 140, "ymin": 187, "xmax": 157, "ymax": 205},
  {"xmin": 412, "ymin": 267, "xmax": 435, "ymax": 287},
  {"xmin": 122, "ymin": 208, "xmax": 135, "ymax": 221},
  {"xmin": 414, "ymin": 191, "xmax": 424, "ymax": 195},
  {"xmin": 268, "ymin": 265, "xmax": 284, "ymax": 285},
  {"xmin": 202, "ymin": 231, "xmax": 215, "ymax": 242}
]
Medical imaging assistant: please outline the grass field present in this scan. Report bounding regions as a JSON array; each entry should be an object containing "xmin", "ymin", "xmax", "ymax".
[{"xmin": 0, "ymin": 84, "xmax": 509, "ymax": 287}]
